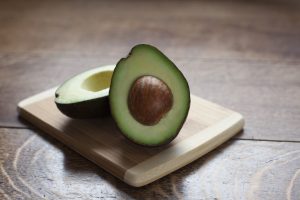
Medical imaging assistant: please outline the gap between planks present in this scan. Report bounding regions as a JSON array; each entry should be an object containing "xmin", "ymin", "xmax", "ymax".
[{"xmin": 1, "ymin": 127, "xmax": 300, "ymax": 144}]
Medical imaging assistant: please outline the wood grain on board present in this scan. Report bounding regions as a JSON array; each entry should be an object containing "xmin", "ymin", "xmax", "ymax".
[
  {"xmin": 1, "ymin": 128, "xmax": 300, "ymax": 199},
  {"xmin": 17, "ymin": 88, "xmax": 243, "ymax": 186}
]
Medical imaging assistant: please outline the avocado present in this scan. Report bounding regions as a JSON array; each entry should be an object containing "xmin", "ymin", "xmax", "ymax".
[
  {"xmin": 109, "ymin": 44, "xmax": 190, "ymax": 146},
  {"xmin": 55, "ymin": 65, "xmax": 115, "ymax": 118}
]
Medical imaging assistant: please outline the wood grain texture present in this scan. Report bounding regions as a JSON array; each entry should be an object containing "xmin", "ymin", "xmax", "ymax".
[
  {"xmin": 0, "ymin": 0, "xmax": 299, "ymax": 142},
  {"xmin": 0, "ymin": 0, "xmax": 299, "ymax": 59},
  {"xmin": 1, "ymin": 128, "xmax": 300, "ymax": 200},
  {"xmin": 0, "ymin": 0, "xmax": 300, "ymax": 198},
  {"xmin": 18, "ymin": 88, "xmax": 243, "ymax": 186},
  {"xmin": 1, "ymin": 57, "xmax": 300, "ymax": 142}
]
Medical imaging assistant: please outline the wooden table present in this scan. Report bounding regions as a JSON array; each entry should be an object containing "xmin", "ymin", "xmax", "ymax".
[{"xmin": 1, "ymin": 0, "xmax": 300, "ymax": 199}]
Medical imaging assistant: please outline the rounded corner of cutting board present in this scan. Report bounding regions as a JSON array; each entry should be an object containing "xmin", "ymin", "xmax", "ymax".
[
  {"xmin": 232, "ymin": 112, "xmax": 245, "ymax": 130},
  {"xmin": 123, "ymin": 172, "xmax": 147, "ymax": 188},
  {"xmin": 122, "ymin": 111, "xmax": 245, "ymax": 187},
  {"xmin": 123, "ymin": 167, "xmax": 161, "ymax": 187},
  {"xmin": 17, "ymin": 99, "xmax": 27, "ymax": 112},
  {"xmin": 17, "ymin": 87, "xmax": 58, "ymax": 109}
]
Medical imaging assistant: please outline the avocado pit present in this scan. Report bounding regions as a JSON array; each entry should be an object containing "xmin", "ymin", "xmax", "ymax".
[{"xmin": 128, "ymin": 75, "xmax": 173, "ymax": 126}]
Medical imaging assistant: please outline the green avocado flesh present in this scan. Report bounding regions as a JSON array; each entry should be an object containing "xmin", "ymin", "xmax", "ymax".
[
  {"xmin": 55, "ymin": 65, "xmax": 115, "ymax": 118},
  {"xmin": 109, "ymin": 44, "xmax": 190, "ymax": 146}
]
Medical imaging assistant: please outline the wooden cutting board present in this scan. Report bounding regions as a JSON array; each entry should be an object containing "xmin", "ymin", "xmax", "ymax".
[{"xmin": 18, "ymin": 88, "xmax": 244, "ymax": 187}]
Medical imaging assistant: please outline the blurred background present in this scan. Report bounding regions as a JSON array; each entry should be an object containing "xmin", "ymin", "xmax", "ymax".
[{"xmin": 0, "ymin": 0, "xmax": 300, "ymax": 199}]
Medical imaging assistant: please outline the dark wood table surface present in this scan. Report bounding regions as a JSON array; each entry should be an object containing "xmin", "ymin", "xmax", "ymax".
[{"xmin": 1, "ymin": 0, "xmax": 300, "ymax": 199}]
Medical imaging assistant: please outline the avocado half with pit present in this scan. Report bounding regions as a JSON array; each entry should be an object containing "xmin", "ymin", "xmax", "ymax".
[
  {"xmin": 55, "ymin": 65, "xmax": 115, "ymax": 118},
  {"xmin": 109, "ymin": 44, "xmax": 190, "ymax": 146}
]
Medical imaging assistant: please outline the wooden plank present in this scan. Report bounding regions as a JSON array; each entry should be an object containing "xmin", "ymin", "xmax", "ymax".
[
  {"xmin": 0, "ymin": 0, "xmax": 299, "ymax": 141},
  {"xmin": 0, "ymin": 0, "xmax": 299, "ymax": 60},
  {"xmin": 1, "ymin": 56, "xmax": 300, "ymax": 142},
  {"xmin": 0, "ymin": 128, "xmax": 299, "ymax": 199},
  {"xmin": 0, "ymin": 0, "xmax": 299, "ymax": 198},
  {"xmin": 17, "ymin": 88, "xmax": 243, "ymax": 187},
  {"xmin": 185, "ymin": 59, "xmax": 300, "ymax": 142}
]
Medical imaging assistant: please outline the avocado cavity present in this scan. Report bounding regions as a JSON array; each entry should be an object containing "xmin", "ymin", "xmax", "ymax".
[{"xmin": 55, "ymin": 65, "xmax": 115, "ymax": 118}]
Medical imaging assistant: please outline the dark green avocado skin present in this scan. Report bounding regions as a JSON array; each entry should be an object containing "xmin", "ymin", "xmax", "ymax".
[{"xmin": 55, "ymin": 97, "xmax": 110, "ymax": 119}]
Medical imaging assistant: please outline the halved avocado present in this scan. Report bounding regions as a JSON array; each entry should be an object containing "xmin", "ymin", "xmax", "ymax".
[
  {"xmin": 55, "ymin": 65, "xmax": 115, "ymax": 118},
  {"xmin": 109, "ymin": 44, "xmax": 190, "ymax": 146}
]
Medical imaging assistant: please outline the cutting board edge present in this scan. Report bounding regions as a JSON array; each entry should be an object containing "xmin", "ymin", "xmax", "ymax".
[
  {"xmin": 18, "ymin": 105, "xmax": 127, "ymax": 181},
  {"xmin": 123, "ymin": 112, "xmax": 244, "ymax": 187},
  {"xmin": 17, "ymin": 87, "xmax": 245, "ymax": 187},
  {"xmin": 18, "ymin": 87, "xmax": 58, "ymax": 110}
]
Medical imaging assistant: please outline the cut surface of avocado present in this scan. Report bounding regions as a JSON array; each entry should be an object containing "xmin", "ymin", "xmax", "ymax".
[
  {"xmin": 109, "ymin": 44, "xmax": 190, "ymax": 146},
  {"xmin": 55, "ymin": 65, "xmax": 115, "ymax": 118}
]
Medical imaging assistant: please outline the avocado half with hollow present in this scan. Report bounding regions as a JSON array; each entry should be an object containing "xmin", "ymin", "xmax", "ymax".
[
  {"xmin": 109, "ymin": 44, "xmax": 190, "ymax": 146},
  {"xmin": 55, "ymin": 65, "xmax": 115, "ymax": 118}
]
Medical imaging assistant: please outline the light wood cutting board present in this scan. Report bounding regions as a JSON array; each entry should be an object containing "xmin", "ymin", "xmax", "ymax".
[{"xmin": 18, "ymin": 88, "xmax": 244, "ymax": 187}]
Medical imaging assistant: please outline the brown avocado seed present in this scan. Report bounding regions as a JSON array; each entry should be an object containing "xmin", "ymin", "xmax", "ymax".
[{"xmin": 128, "ymin": 75, "xmax": 173, "ymax": 126}]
